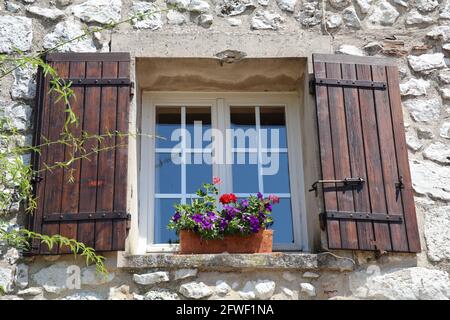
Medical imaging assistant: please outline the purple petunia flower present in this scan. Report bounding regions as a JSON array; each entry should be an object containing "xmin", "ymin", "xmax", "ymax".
[
  {"xmin": 192, "ymin": 214, "xmax": 203, "ymax": 224},
  {"xmin": 223, "ymin": 205, "xmax": 240, "ymax": 221},
  {"xmin": 265, "ymin": 203, "xmax": 272, "ymax": 212},
  {"xmin": 219, "ymin": 218, "xmax": 228, "ymax": 231},
  {"xmin": 249, "ymin": 215, "xmax": 260, "ymax": 233},
  {"xmin": 207, "ymin": 211, "xmax": 218, "ymax": 221},
  {"xmin": 225, "ymin": 212, "xmax": 235, "ymax": 221},
  {"xmin": 172, "ymin": 212, "xmax": 181, "ymax": 222},
  {"xmin": 240, "ymin": 199, "xmax": 249, "ymax": 208},
  {"xmin": 223, "ymin": 205, "xmax": 237, "ymax": 212},
  {"xmin": 201, "ymin": 220, "xmax": 213, "ymax": 230},
  {"xmin": 257, "ymin": 192, "xmax": 263, "ymax": 200},
  {"xmin": 258, "ymin": 211, "xmax": 266, "ymax": 219}
]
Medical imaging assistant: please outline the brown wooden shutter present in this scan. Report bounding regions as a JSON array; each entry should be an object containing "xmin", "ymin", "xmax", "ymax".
[
  {"xmin": 311, "ymin": 53, "xmax": 420, "ymax": 253},
  {"xmin": 30, "ymin": 53, "xmax": 131, "ymax": 254}
]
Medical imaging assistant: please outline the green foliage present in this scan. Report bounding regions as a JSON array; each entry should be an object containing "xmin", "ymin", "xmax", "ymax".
[
  {"xmin": 168, "ymin": 182, "xmax": 278, "ymax": 240},
  {"xmin": 0, "ymin": 118, "xmax": 35, "ymax": 214},
  {"xmin": 168, "ymin": 183, "xmax": 221, "ymax": 239},
  {"xmin": 0, "ymin": 223, "xmax": 106, "ymax": 274}
]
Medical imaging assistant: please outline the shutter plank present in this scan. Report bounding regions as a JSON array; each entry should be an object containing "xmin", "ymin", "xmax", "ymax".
[
  {"xmin": 77, "ymin": 61, "xmax": 102, "ymax": 248},
  {"xmin": 95, "ymin": 61, "xmax": 119, "ymax": 251},
  {"xmin": 112, "ymin": 61, "xmax": 130, "ymax": 250},
  {"xmin": 59, "ymin": 61, "xmax": 85, "ymax": 253},
  {"xmin": 356, "ymin": 64, "xmax": 392, "ymax": 251},
  {"xmin": 341, "ymin": 63, "xmax": 374, "ymax": 250},
  {"xmin": 372, "ymin": 66, "xmax": 409, "ymax": 252},
  {"xmin": 325, "ymin": 62, "xmax": 358, "ymax": 249},
  {"xmin": 41, "ymin": 62, "xmax": 70, "ymax": 254},
  {"xmin": 313, "ymin": 61, "xmax": 341, "ymax": 249},
  {"xmin": 386, "ymin": 66, "xmax": 421, "ymax": 252}
]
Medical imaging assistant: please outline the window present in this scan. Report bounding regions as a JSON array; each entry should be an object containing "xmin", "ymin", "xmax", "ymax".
[
  {"xmin": 229, "ymin": 107, "xmax": 294, "ymax": 244},
  {"xmin": 30, "ymin": 54, "xmax": 421, "ymax": 256},
  {"xmin": 154, "ymin": 106, "xmax": 213, "ymax": 244},
  {"xmin": 140, "ymin": 92, "xmax": 307, "ymax": 252}
]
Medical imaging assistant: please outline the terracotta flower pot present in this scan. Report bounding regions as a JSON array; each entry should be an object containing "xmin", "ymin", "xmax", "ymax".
[{"xmin": 178, "ymin": 229, "xmax": 273, "ymax": 254}]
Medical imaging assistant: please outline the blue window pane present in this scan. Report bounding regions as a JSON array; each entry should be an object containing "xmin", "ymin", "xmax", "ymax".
[
  {"xmin": 262, "ymin": 153, "xmax": 290, "ymax": 193},
  {"xmin": 230, "ymin": 107, "xmax": 257, "ymax": 149},
  {"xmin": 230, "ymin": 107, "xmax": 255, "ymax": 128},
  {"xmin": 156, "ymin": 107, "xmax": 181, "ymax": 148},
  {"xmin": 260, "ymin": 107, "xmax": 287, "ymax": 149},
  {"xmin": 155, "ymin": 153, "xmax": 181, "ymax": 193},
  {"xmin": 186, "ymin": 154, "xmax": 212, "ymax": 193},
  {"xmin": 186, "ymin": 107, "xmax": 211, "ymax": 149},
  {"xmin": 232, "ymin": 152, "xmax": 258, "ymax": 193},
  {"xmin": 268, "ymin": 198, "xmax": 294, "ymax": 244},
  {"xmin": 155, "ymin": 198, "xmax": 180, "ymax": 244}
]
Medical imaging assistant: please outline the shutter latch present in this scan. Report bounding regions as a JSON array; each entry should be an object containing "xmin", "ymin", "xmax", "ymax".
[
  {"xmin": 130, "ymin": 81, "xmax": 135, "ymax": 99},
  {"xmin": 309, "ymin": 177, "xmax": 365, "ymax": 194},
  {"xmin": 309, "ymin": 75, "xmax": 316, "ymax": 95},
  {"xmin": 395, "ymin": 176, "xmax": 404, "ymax": 189},
  {"xmin": 31, "ymin": 175, "xmax": 43, "ymax": 184}
]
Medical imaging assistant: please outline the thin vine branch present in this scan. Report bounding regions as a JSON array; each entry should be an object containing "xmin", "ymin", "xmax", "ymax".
[{"xmin": 0, "ymin": 223, "xmax": 106, "ymax": 274}]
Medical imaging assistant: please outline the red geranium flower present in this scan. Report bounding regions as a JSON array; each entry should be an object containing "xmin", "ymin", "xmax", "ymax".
[
  {"xmin": 219, "ymin": 194, "xmax": 230, "ymax": 204},
  {"xmin": 219, "ymin": 193, "xmax": 237, "ymax": 204},
  {"xmin": 268, "ymin": 195, "xmax": 280, "ymax": 204}
]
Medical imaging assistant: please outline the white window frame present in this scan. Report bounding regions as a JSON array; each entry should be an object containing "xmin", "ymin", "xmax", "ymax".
[{"xmin": 140, "ymin": 92, "xmax": 309, "ymax": 252}]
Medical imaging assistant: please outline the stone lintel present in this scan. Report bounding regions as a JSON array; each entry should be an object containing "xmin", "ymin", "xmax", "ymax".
[{"xmin": 111, "ymin": 31, "xmax": 332, "ymax": 73}]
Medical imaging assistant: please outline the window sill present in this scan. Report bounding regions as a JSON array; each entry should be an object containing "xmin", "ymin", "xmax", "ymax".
[{"xmin": 117, "ymin": 251, "xmax": 355, "ymax": 272}]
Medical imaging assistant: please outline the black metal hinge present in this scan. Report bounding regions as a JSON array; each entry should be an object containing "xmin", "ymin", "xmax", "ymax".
[
  {"xmin": 310, "ymin": 77, "xmax": 387, "ymax": 93},
  {"xmin": 43, "ymin": 211, "xmax": 131, "ymax": 222},
  {"xmin": 320, "ymin": 211, "xmax": 403, "ymax": 230},
  {"xmin": 59, "ymin": 78, "xmax": 131, "ymax": 86},
  {"xmin": 58, "ymin": 78, "xmax": 134, "ymax": 98},
  {"xmin": 323, "ymin": 211, "xmax": 403, "ymax": 223}
]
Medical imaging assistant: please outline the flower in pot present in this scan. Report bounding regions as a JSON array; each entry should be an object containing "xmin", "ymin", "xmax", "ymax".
[{"xmin": 167, "ymin": 177, "xmax": 280, "ymax": 254}]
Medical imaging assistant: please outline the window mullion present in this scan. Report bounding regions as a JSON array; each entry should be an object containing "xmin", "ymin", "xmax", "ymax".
[
  {"xmin": 181, "ymin": 106, "xmax": 187, "ymax": 204},
  {"xmin": 217, "ymin": 98, "xmax": 230, "ymax": 194},
  {"xmin": 256, "ymin": 106, "xmax": 264, "ymax": 194}
]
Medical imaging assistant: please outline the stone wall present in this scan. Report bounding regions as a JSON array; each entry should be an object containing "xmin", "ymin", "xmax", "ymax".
[{"xmin": 1, "ymin": 0, "xmax": 450, "ymax": 300}]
